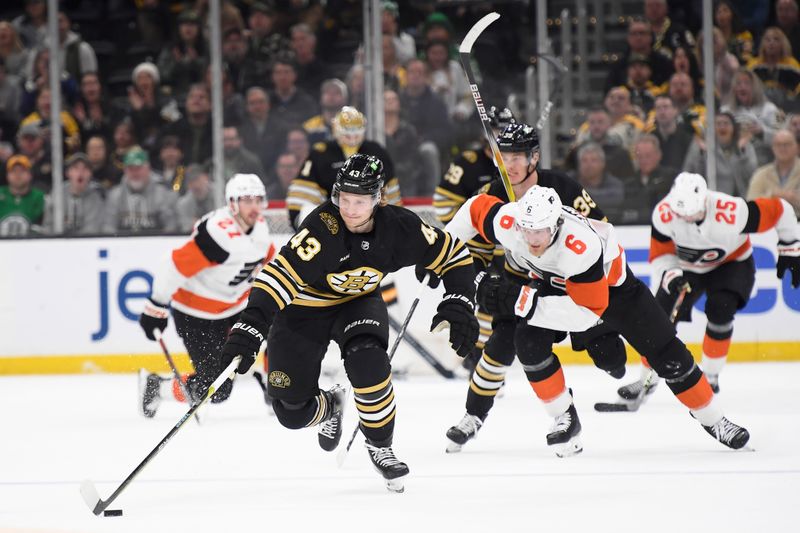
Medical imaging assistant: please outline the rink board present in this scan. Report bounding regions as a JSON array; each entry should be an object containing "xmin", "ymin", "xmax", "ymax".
[{"xmin": 1, "ymin": 226, "xmax": 798, "ymax": 374}]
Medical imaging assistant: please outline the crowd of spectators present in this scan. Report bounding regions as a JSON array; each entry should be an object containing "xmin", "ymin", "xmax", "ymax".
[{"xmin": 0, "ymin": 0, "xmax": 799, "ymax": 238}]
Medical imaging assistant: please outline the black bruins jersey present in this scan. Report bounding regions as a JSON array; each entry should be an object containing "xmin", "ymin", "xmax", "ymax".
[
  {"xmin": 434, "ymin": 148, "xmax": 498, "ymax": 224},
  {"xmin": 477, "ymin": 169, "xmax": 607, "ymax": 272},
  {"xmin": 249, "ymin": 202, "xmax": 474, "ymax": 312},
  {"xmin": 287, "ymin": 140, "xmax": 402, "ymax": 230}
]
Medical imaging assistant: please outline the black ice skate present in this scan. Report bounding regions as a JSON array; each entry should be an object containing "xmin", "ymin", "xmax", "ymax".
[
  {"xmin": 706, "ymin": 373, "xmax": 720, "ymax": 394},
  {"xmin": 138, "ymin": 369, "xmax": 163, "ymax": 418},
  {"xmin": 702, "ymin": 416, "xmax": 750, "ymax": 450},
  {"xmin": 445, "ymin": 413, "xmax": 484, "ymax": 453},
  {"xmin": 318, "ymin": 384, "xmax": 346, "ymax": 452},
  {"xmin": 365, "ymin": 441, "xmax": 409, "ymax": 493},
  {"xmin": 546, "ymin": 403, "xmax": 583, "ymax": 457}
]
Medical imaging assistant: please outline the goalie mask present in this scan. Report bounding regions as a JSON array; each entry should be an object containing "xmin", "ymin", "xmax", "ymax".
[
  {"xmin": 333, "ymin": 106, "xmax": 366, "ymax": 153},
  {"xmin": 666, "ymin": 172, "xmax": 708, "ymax": 219},
  {"xmin": 332, "ymin": 153, "xmax": 385, "ymax": 208},
  {"xmin": 516, "ymin": 185, "xmax": 563, "ymax": 248}
]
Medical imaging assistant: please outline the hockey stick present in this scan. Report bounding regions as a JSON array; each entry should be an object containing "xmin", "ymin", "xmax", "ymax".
[
  {"xmin": 594, "ymin": 283, "xmax": 691, "ymax": 412},
  {"xmin": 79, "ymin": 355, "xmax": 241, "ymax": 516},
  {"xmin": 387, "ymin": 314, "xmax": 455, "ymax": 379},
  {"xmin": 532, "ymin": 53, "xmax": 569, "ymax": 131},
  {"xmin": 154, "ymin": 330, "xmax": 201, "ymax": 425},
  {"xmin": 459, "ymin": 12, "xmax": 515, "ymax": 201},
  {"xmin": 336, "ymin": 277, "xmax": 428, "ymax": 467}
]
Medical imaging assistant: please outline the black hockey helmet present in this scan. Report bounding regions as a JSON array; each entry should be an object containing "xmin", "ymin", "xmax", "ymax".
[
  {"xmin": 332, "ymin": 153, "xmax": 385, "ymax": 206},
  {"xmin": 497, "ymin": 123, "xmax": 539, "ymax": 154},
  {"xmin": 488, "ymin": 106, "xmax": 516, "ymax": 131}
]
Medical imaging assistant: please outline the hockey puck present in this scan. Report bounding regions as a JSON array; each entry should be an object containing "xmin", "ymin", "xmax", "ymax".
[{"xmin": 103, "ymin": 509, "xmax": 123, "ymax": 517}]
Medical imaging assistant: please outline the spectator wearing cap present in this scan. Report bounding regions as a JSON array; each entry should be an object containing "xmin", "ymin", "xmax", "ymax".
[
  {"xmin": 645, "ymin": 0, "xmax": 695, "ymax": 60},
  {"xmin": 86, "ymin": 134, "xmax": 122, "ymax": 191},
  {"xmin": 45, "ymin": 12, "xmax": 98, "ymax": 82},
  {"xmin": 269, "ymin": 55, "xmax": 318, "ymax": 132},
  {"xmin": 303, "ymin": 78, "xmax": 348, "ymax": 144},
  {"xmin": 0, "ymin": 154, "xmax": 44, "ymax": 236},
  {"xmin": 157, "ymin": 10, "xmax": 207, "ymax": 102},
  {"xmin": 272, "ymin": 152, "xmax": 300, "ymax": 200},
  {"xmin": 290, "ymin": 23, "xmax": 331, "ymax": 99},
  {"xmin": 222, "ymin": 125, "xmax": 265, "ymax": 183},
  {"xmin": 605, "ymin": 17, "xmax": 674, "ymax": 93},
  {"xmin": 240, "ymin": 87, "xmax": 286, "ymax": 175},
  {"xmin": 381, "ymin": 1, "xmax": 415, "ymax": 65},
  {"xmin": 0, "ymin": 21, "xmax": 31, "ymax": 79},
  {"xmin": 162, "ymin": 83, "xmax": 213, "ymax": 164},
  {"xmin": 155, "ymin": 135, "xmax": 186, "ymax": 193},
  {"xmin": 102, "ymin": 147, "xmax": 178, "ymax": 234},
  {"xmin": 12, "ymin": 0, "xmax": 47, "ymax": 49},
  {"xmin": 422, "ymin": 12, "xmax": 457, "ymax": 59},
  {"xmin": 20, "ymin": 87, "xmax": 81, "ymax": 155},
  {"xmin": 43, "ymin": 152, "xmax": 104, "ymax": 235},
  {"xmin": 246, "ymin": 2, "xmax": 289, "ymax": 91},
  {"xmin": 624, "ymin": 54, "xmax": 662, "ymax": 115},
  {"xmin": 126, "ymin": 62, "xmax": 181, "ymax": 154},
  {"xmin": 72, "ymin": 72, "xmax": 117, "ymax": 143},
  {"xmin": 15, "ymin": 122, "xmax": 52, "ymax": 192},
  {"xmin": 176, "ymin": 164, "xmax": 215, "ymax": 232}
]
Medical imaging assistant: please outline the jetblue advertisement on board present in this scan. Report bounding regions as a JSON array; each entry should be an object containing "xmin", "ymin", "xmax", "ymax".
[{"xmin": 0, "ymin": 227, "xmax": 798, "ymax": 358}]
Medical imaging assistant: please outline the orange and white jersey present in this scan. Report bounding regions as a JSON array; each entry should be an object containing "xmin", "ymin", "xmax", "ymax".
[
  {"xmin": 650, "ymin": 191, "xmax": 800, "ymax": 274},
  {"xmin": 446, "ymin": 194, "xmax": 627, "ymax": 332},
  {"xmin": 151, "ymin": 207, "xmax": 276, "ymax": 320}
]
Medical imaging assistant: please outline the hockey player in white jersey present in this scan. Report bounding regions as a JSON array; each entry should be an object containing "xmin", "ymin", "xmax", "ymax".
[
  {"xmin": 616, "ymin": 172, "xmax": 800, "ymax": 401},
  {"xmin": 137, "ymin": 174, "xmax": 275, "ymax": 417},
  {"xmin": 445, "ymin": 184, "xmax": 751, "ymax": 452}
]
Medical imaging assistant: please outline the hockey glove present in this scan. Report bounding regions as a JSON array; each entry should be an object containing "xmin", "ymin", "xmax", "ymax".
[
  {"xmin": 660, "ymin": 268, "xmax": 689, "ymax": 295},
  {"xmin": 221, "ymin": 315, "xmax": 267, "ymax": 374},
  {"xmin": 777, "ymin": 240, "xmax": 800, "ymax": 288},
  {"xmin": 430, "ymin": 293, "xmax": 479, "ymax": 358},
  {"xmin": 415, "ymin": 263, "xmax": 441, "ymax": 288},
  {"xmin": 139, "ymin": 298, "xmax": 169, "ymax": 341},
  {"xmin": 476, "ymin": 273, "xmax": 537, "ymax": 320}
]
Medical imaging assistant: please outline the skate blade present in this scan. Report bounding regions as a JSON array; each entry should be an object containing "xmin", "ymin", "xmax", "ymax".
[
  {"xmin": 553, "ymin": 436, "xmax": 583, "ymax": 458},
  {"xmin": 445, "ymin": 440, "xmax": 463, "ymax": 454},
  {"xmin": 385, "ymin": 475, "xmax": 407, "ymax": 493}
]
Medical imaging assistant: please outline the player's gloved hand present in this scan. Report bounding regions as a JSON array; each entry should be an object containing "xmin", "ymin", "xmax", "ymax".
[
  {"xmin": 430, "ymin": 293, "xmax": 479, "ymax": 358},
  {"xmin": 660, "ymin": 268, "xmax": 689, "ymax": 294},
  {"xmin": 415, "ymin": 263, "xmax": 440, "ymax": 288},
  {"xmin": 475, "ymin": 273, "xmax": 537, "ymax": 319},
  {"xmin": 221, "ymin": 317, "xmax": 266, "ymax": 374},
  {"xmin": 139, "ymin": 298, "xmax": 169, "ymax": 341},
  {"xmin": 777, "ymin": 240, "xmax": 800, "ymax": 288}
]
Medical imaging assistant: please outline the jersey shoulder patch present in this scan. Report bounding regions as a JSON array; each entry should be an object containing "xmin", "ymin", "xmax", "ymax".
[
  {"xmin": 313, "ymin": 142, "xmax": 327, "ymax": 152},
  {"xmin": 318, "ymin": 211, "xmax": 340, "ymax": 235},
  {"xmin": 462, "ymin": 150, "xmax": 478, "ymax": 164}
]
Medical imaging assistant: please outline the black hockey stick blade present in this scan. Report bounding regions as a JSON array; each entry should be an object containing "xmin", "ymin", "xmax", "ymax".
[{"xmin": 594, "ymin": 401, "xmax": 639, "ymax": 413}]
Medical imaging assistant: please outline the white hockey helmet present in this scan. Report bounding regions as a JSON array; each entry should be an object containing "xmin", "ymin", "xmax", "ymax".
[
  {"xmin": 516, "ymin": 185, "xmax": 563, "ymax": 243},
  {"xmin": 667, "ymin": 172, "xmax": 707, "ymax": 217},
  {"xmin": 226, "ymin": 173, "xmax": 266, "ymax": 203}
]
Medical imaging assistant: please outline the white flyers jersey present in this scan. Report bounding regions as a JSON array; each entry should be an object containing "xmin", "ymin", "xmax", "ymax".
[
  {"xmin": 150, "ymin": 207, "xmax": 276, "ymax": 319},
  {"xmin": 446, "ymin": 194, "xmax": 627, "ymax": 332},
  {"xmin": 650, "ymin": 191, "xmax": 800, "ymax": 274}
]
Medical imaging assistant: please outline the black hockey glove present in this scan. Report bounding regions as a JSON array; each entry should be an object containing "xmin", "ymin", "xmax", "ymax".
[
  {"xmin": 221, "ymin": 314, "xmax": 267, "ymax": 374},
  {"xmin": 414, "ymin": 263, "xmax": 441, "ymax": 288},
  {"xmin": 777, "ymin": 240, "xmax": 800, "ymax": 288},
  {"xmin": 475, "ymin": 272, "xmax": 537, "ymax": 320},
  {"xmin": 430, "ymin": 293, "xmax": 479, "ymax": 358},
  {"xmin": 660, "ymin": 268, "xmax": 689, "ymax": 295},
  {"xmin": 139, "ymin": 298, "xmax": 169, "ymax": 341}
]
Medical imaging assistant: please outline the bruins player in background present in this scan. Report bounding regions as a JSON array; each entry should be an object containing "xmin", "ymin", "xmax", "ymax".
[
  {"xmin": 287, "ymin": 106, "xmax": 401, "ymax": 230},
  {"xmin": 219, "ymin": 154, "xmax": 479, "ymax": 492},
  {"xmin": 138, "ymin": 174, "xmax": 275, "ymax": 416}
]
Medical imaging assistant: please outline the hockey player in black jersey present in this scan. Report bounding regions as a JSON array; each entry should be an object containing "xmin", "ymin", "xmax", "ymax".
[
  {"xmin": 220, "ymin": 154, "xmax": 479, "ymax": 492},
  {"xmin": 437, "ymin": 123, "xmax": 629, "ymax": 455},
  {"xmin": 286, "ymin": 106, "xmax": 402, "ymax": 229}
]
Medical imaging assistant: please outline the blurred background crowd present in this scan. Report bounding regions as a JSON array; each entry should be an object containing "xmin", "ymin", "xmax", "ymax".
[{"xmin": 0, "ymin": 0, "xmax": 798, "ymax": 237}]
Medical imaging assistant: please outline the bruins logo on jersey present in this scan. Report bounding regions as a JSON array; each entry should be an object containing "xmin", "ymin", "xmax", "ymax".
[
  {"xmin": 327, "ymin": 267, "xmax": 383, "ymax": 294},
  {"xmin": 269, "ymin": 371, "xmax": 291, "ymax": 388},
  {"xmin": 319, "ymin": 212, "xmax": 339, "ymax": 235}
]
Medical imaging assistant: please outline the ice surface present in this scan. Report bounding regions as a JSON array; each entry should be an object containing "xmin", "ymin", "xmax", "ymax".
[{"xmin": 1, "ymin": 362, "xmax": 798, "ymax": 532}]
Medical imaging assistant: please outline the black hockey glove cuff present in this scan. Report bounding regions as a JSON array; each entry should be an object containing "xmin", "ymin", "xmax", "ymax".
[
  {"xmin": 476, "ymin": 273, "xmax": 533, "ymax": 318},
  {"xmin": 222, "ymin": 310, "xmax": 270, "ymax": 374},
  {"xmin": 430, "ymin": 293, "xmax": 479, "ymax": 358},
  {"xmin": 139, "ymin": 298, "xmax": 169, "ymax": 341},
  {"xmin": 415, "ymin": 263, "xmax": 441, "ymax": 288},
  {"xmin": 777, "ymin": 240, "xmax": 800, "ymax": 288}
]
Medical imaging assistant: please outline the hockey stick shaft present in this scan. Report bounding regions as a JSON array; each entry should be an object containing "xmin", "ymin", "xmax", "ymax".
[
  {"xmin": 80, "ymin": 356, "xmax": 241, "ymax": 515},
  {"xmin": 387, "ymin": 314, "xmax": 455, "ymax": 379},
  {"xmin": 337, "ymin": 277, "xmax": 428, "ymax": 466},
  {"xmin": 459, "ymin": 12, "xmax": 516, "ymax": 202},
  {"xmin": 154, "ymin": 330, "xmax": 201, "ymax": 424}
]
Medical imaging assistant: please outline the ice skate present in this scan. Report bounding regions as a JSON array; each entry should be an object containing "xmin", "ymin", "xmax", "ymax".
[
  {"xmin": 546, "ymin": 403, "xmax": 583, "ymax": 457},
  {"xmin": 365, "ymin": 441, "xmax": 409, "ymax": 493},
  {"xmin": 702, "ymin": 416, "xmax": 749, "ymax": 450},
  {"xmin": 706, "ymin": 373, "xmax": 720, "ymax": 394},
  {"xmin": 318, "ymin": 384, "xmax": 346, "ymax": 452},
  {"xmin": 445, "ymin": 413, "xmax": 484, "ymax": 453},
  {"xmin": 138, "ymin": 369, "xmax": 163, "ymax": 418}
]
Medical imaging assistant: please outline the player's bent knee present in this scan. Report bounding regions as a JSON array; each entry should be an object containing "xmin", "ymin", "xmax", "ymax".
[
  {"xmin": 272, "ymin": 398, "xmax": 315, "ymax": 429},
  {"xmin": 586, "ymin": 332, "xmax": 627, "ymax": 372},
  {"xmin": 704, "ymin": 291, "xmax": 739, "ymax": 325}
]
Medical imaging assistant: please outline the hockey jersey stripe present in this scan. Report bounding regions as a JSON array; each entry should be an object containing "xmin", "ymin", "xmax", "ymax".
[
  {"xmin": 172, "ymin": 287, "xmax": 250, "ymax": 314},
  {"xmin": 275, "ymin": 254, "xmax": 306, "ymax": 287},
  {"xmin": 648, "ymin": 235, "xmax": 676, "ymax": 263},
  {"xmin": 469, "ymin": 194, "xmax": 504, "ymax": 243},
  {"xmin": 426, "ymin": 231, "xmax": 453, "ymax": 271},
  {"xmin": 359, "ymin": 408, "xmax": 396, "ymax": 428},
  {"xmin": 255, "ymin": 273, "xmax": 294, "ymax": 305},
  {"xmin": 251, "ymin": 281, "xmax": 288, "ymax": 310},
  {"xmin": 193, "ymin": 219, "xmax": 230, "ymax": 264},
  {"xmin": 751, "ymin": 198, "xmax": 785, "ymax": 233},
  {"xmin": 354, "ymin": 375, "xmax": 392, "ymax": 395},
  {"xmin": 262, "ymin": 264, "xmax": 300, "ymax": 299},
  {"xmin": 356, "ymin": 391, "xmax": 395, "ymax": 413},
  {"xmin": 565, "ymin": 256, "xmax": 610, "ymax": 317},
  {"xmin": 172, "ymin": 240, "xmax": 217, "ymax": 278}
]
